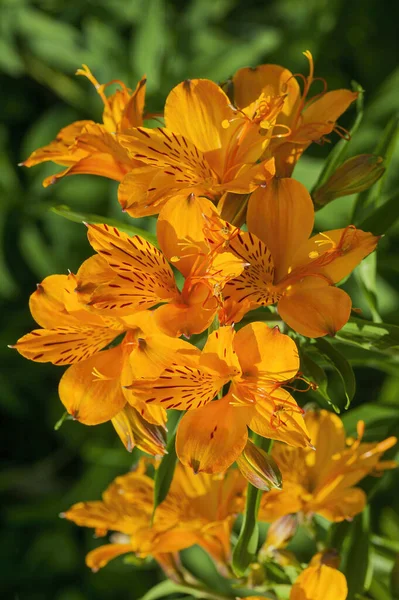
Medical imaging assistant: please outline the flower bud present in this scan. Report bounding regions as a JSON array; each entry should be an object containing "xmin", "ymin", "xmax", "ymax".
[
  {"xmin": 265, "ymin": 514, "xmax": 298, "ymax": 550},
  {"xmin": 313, "ymin": 154, "xmax": 385, "ymax": 206},
  {"xmin": 111, "ymin": 405, "xmax": 167, "ymax": 455},
  {"xmin": 236, "ymin": 438, "xmax": 282, "ymax": 491}
]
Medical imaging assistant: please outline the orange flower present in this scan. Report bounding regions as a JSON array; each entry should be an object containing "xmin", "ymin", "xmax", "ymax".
[
  {"xmin": 79, "ymin": 221, "xmax": 246, "ymax": 337},
  {"xmin": 116, "ymin": 78, "xmax": 276, "ymax": 217},
  {"xmin": 290, "ymin": 551, "xmax": 348, "ymax": 600},
  {"xmin": 62, "ymin": 459, "xmax": 246, "ymax": 574},
  {"xmin": 11, "ymin": 264, "xmax": 198, "ymax": 453},
  {"xmin": 22, "ymin": 65, "xmax": 146, "ymax": 186},
  {"xmin": 233, "ymin": 51, "xmax": 358, "ymax": 176},
  {"xmin": 211, "ymin": 177, "xmax": 379, "ymax": 337},
  {"xmin": 259, "ymin": 409, "xmax": 397, "ymax": 523},
  {"xmin": 129, "ymin": 322, "xmax": 312, "ymax": 473}
]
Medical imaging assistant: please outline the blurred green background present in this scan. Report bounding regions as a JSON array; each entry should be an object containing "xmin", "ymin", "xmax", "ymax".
[{"xmin": 1, "ymin": 0, "xmax": 399, "ymax": 599}]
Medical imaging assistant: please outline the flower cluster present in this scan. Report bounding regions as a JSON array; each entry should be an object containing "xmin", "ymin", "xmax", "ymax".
[{"xmin": 15, "ymin": 53, "xmax": 396, "ymax": 599}]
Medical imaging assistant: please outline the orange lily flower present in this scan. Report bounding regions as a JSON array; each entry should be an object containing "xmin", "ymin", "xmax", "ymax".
[
  {"xmin": 129, "ymin": 322, "xmax": 312, "ymax": 474},
  {"xmin": 233, "ymin": 51, "xmax": 358, "ymax": 176},
  {"xmin": 290, "ymin": 551, "xmax": 348, "ymax": 600},
  {"xmin": 11, "ymin": 263, "xmax": 198, "ymax": 453},
  {"xmin": 22, "ymin": 65, "xmax": 146, "ymax": 186},
  {"xmin": 79, "ymin": 222, "xmax": 246, "ymax": 337},
  {"xmin": 211, "ymin": 177, "xmax": 379, "ymax": 337},
  {"xmin": 116, "ymin": 78, "xmax": 276, "ymax": 217},
  {"xmin": 62, "ymin": 458, "xmax": 246, "ymax": 574},
  {"xmin": 259, "ymin": 409, "xmax": 397, "ymax": 523}
]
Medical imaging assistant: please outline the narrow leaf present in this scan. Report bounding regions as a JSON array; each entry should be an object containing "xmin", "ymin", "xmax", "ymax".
[
  {"xmin": 152, "ymin": 412, "xmax": 180, "ymax": 521},
  {"xmin": 51, "ymin": 205, "xmax": 158, "ymax": 246},
  {"xmin": 356, "ymin": 191, "xmax": 399, "ymax": 235},
  {"xmin": 341, "ymin": 507, "xmax": 371, "ymax": 600},
  {"xmin": 335, "ymin": 317, "xmax": 399, "ymax": 356},
  {"xmin": 314, "ymin": 338, "xmax": 356, "ymax": 411}
]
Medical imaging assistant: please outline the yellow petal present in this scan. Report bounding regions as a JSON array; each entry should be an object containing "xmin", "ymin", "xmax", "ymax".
[
  {"xmin": 277, "ymin": 279, "xmax": 352, "ymax": 337},
  {"xmin": 117, "ymin": 167, "xmax": 172, "ymax": 217},
  {"xmin": 176, "ymin": 394, "xmax": 249, "ymax": 473},
  {"xmin": 59, "ymin": 345, "xmax": 126, "ymax": 424},
  {"xmin": 247, "ymin": 177, "xmax": 314, "ymax": 281}
]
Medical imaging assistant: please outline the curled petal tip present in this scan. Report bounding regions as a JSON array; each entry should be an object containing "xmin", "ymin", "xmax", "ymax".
[
  {"xmin": 59, "ymin": 512, "xmax": 66, "ymax": 519},
  {"xmin": 7, "ymin": 344, "xmax": 15, "ymax": 349}
]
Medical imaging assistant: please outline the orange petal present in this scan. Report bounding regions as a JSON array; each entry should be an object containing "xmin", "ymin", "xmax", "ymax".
[
  {"xmin": 22, "ymin": 120, "xmax": 93, "ymax": 167},
  {"xmin": 277, "ymin": 279, "xmax": 352, "ymax": 337},
  {"xmin": 314, "ymin": 487, "xmax": 366, "ymax": 522},
  {"xmin": 117, "ymin": 167, "xmax": 172, "ymax": 216},
  {"xmin": 300, "ymin": 89, "xmax": 358, "ymax": 137},
  {"xmin": 176, "ymin": 395, "xmax": 249, "ymax": 473},
  {"xmin": 74, "ymin": 255, "xmax": 116, "ymax": 304},
  {"xmin": 13, "ymin": 324, "xmax": 119, "ymax": 365},
  {"xmin": 111, "ymin": 404, "xmax": 167, "ymax": 455},
  {"xmin": 247, "ymin": 178, "xmax": 314, "ymax": 281},
  {"xmin": 291, "ymin": 227, "xmax": 379, "ymax": 284},
  {"xmin": 120, "ymin": 75, "xmax": 146, "ymax": 129},
  {"xmin": 234, "ymin": 322, "xmax": 299, "ymax": 382},
  {"xmin": 157, "ymin": 192, "xmax": 218, "ymax": 277},
  {"xmin": 259, "ymin": 485, "xmax": 303, "ymax": 522},
  {"xmin": 86, "ymin": 543, "xmax": 133, "ymax": 572},
  {"xmin": 154, "ymin": 285, "xmax": 218, "ymax": 337},
  {"xmin": 118, "ymin": 127, "xmax": 216, "ymax": 187},
  {"xmin": 59, "ymin": 345, "xmax": 126, "ymax": 424},
  {"xmin": 128, "ymin": 355, "xmax": 224, "ymax": 411},
  {"xmin": 29, "ymin": 274, "xmax": 77, "ymax": 328},
  {"xmin": 222, "ymin": 230, "xmax": 278, "ymax": 313},
  {"xmin": 218, "ymin": 157, "xmax": 275, "ymax": 194},
  {"xmin": 200, "ymin": 326, "xmax": 241, "ymax": 378},
  {"xmin": 245, "ymin": 386, "xmax": 311, "ymax": 448},
  {"xmin": 233, "ymin": 65, "xmax": 301, "ymax": 122},
  {"xmin": 304, "ymin": 410, "xmax": 346, "ymax": 480},
  {"xmin": 164, "ymin": 79, "xmax": 231, "ymax": 153},
  {"xmin": 290, "ymin": 564, "xmax": 348, "ymax": 600}
]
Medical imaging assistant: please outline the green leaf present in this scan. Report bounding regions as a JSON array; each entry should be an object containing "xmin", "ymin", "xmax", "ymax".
[
  {"xmin": 232, "ymin": 437, "xmax": 272, "ymax": 576},
  {"xmin": 341, "ymin": 507, "xmax": 371, "ymax": 600},
  {"xmin": 356, "ymin": 191, "xmax": 399, "ymax": 235},
  {"xmin": 353, "ymin": 114, "xmax": 399, "ymax": 222},
  {"xmin": 152, "ymin": 412, "xmax": 180, "ymax": 522},
  {"xmin": 312, "ymin": 81, "xmax": 364, "ymax": 196},
  {"xmin": 341, "ymin": 403, "xmax": 399, "ymax": 440},
  {"xmin": 313, "ymin": 338, "xmax": 356, "ymax": 411},
  {"xmin": 50, "ymin": 205, "xmax": 158, "ymax": 246},
  {"xmin": 354, "ymin": 252, "xmax": 382, "ymax": 322},
  {"xmin": 335, "ymin": 317, "xmax": 399, "ymax": 357}
]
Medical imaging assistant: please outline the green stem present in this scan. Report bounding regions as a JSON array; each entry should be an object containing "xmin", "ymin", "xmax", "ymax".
[{"xmin": 232, "ymin": 436, "xmax": 272, "ymax": 577}]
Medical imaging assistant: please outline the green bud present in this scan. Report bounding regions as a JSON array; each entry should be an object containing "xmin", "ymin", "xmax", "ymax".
[
  {"xmin": 236, "ymin": 438, "xmax": 282, "ymax": 491},
  {"xmin": 313, "ymin": 154, "xmax": 385, "ymax": 206}
]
